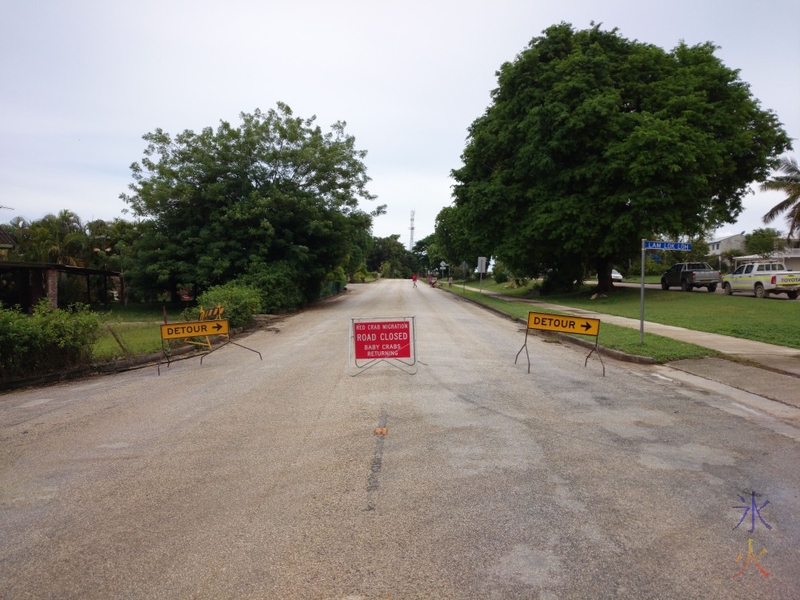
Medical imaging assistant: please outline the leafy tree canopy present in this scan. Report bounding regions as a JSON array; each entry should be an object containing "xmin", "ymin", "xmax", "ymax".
[
  {"xmin": 450, "ymin": 23, "xmax": 791, "ymax": 292},
  {"xmin": 367, "ymin": 234, "xmax": 414, "ymax": 278},
  {"xmin": 745, "ymin": 228, "xmax": 786, "ymax": 258},
  {"xmin": 761, "ymin": 155, "xmax": 800, "ymax": 239},
  {"xmin": 122, "ymin": 103, "xmax": 380, "ymax": 303}
]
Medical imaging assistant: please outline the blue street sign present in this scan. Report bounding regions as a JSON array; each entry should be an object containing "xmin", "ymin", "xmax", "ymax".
[{"xmin": 644, "ymin": 241, "xmax": 692, "ymax": 251}]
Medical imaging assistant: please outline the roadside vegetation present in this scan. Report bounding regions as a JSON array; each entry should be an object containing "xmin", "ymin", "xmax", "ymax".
[
  {"xmin": 447, "ymin": 281, "xmax": 800, "ymax": 361},
  {"xmin": 472, "ymin": 280, "xmax": 800, "ymax": 348},
  {"xmin": 1, "ymin": 301, "xmax": 101, "ymax": 382},
  {"xmin": 92, "ymin": 303, "xmax": 188, "ymax": 362},
  {"xmin": 3, "ymin": 33, "xmax": 797, "ymax": 380},
  {"xmin": 447, "ymin": 286, "xmax": 718, "ymax": 362}
]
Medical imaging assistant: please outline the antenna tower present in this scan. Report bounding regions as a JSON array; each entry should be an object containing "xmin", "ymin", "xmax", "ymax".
[{"xmin": 409, "ymin": 210, "xmax": 415, "ymax": 250}]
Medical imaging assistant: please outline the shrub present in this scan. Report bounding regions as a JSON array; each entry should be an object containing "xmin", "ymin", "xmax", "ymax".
[
  {"xmin": 240, "ymin": 259, "xmax": 308, "ymax": 313},
  {"xmin": 182, "ymin": 281, "xmax": 263, "ymax": 329},
  {"xmin": 321, "ymin": 266, "xmax": 347, "ymax": 298},
  {"xmin": 0, "ymin": 301, "xmax": 101, "ymax": 381}
]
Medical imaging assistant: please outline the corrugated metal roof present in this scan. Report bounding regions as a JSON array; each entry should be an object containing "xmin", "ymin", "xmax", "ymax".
[{"xmin": 0, "ymin": 228, "xmax": 15, "ymax": 248}]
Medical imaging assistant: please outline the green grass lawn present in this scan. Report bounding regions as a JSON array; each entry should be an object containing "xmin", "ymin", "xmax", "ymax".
[
  {"xmin": 449, "ymin": 278, "xmax": 800, "ymax": 361},
  {"xmin": 543, "ymin": 287, "xmax": 799, "ymax": 349},
  {"xmin": 449, "ymin": 288, "xmax": 720, "ymax": 362},
  {"xmin": 91, "ymin": 303, "xmax": 190, "ymax": 361}
]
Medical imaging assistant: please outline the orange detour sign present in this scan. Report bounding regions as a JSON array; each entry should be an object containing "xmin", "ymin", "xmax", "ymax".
[
  {"xmin": 517, "ymin": 311, "xmax": 604, "ymax": 376},
  {"xmin": 160, "ymin": 319, "xmax": 229, "ymax": 340},
  {"xmin": 526, "ymin": 312, "xmax": 599, "ymax": 336}
]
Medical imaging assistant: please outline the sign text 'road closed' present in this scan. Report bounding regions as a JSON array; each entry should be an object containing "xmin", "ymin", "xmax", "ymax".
[
  {"xmin": 160, "ymin": 319, "xmax": 229, "ymax": 340},
  {"xmin": 354, "ymin": 320, "xmax": 411, "ymax": 359},
  {"xmin": 526, "ymin": 312, "xmax": 600, "ymax": 336}
]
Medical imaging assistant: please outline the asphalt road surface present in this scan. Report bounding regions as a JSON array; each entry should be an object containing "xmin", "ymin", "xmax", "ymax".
[{"xmin": 2, "ymin": 280, "xmax": 800, "ymax": 599}]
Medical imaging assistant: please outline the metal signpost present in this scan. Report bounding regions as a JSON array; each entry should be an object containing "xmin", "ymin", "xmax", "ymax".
[
  {"xmin": 477, "ymin": 256, "xmax": 487, "ymax": 294},
  {"xmin": 640, "ymin": 239, "xmax": 692, "ymax": 343},
  {"xmin": 515, "ymin": 311, "xmax": 604, "ymax": 376},
  {"xmin": 349, "ymin": 316, "xmax": 417, "ymax": 376}
]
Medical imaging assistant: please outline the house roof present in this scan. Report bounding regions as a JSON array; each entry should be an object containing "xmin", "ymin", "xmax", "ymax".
[
  {"xmin": 708, "ymin": 232, "xmax": 746, "ymax": 244},
  {"xmin": 0, "ymin": 228, "xmax": 14, "ymax": 248}
]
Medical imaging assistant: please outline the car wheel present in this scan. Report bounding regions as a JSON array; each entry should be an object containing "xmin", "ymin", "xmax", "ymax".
[
  {"xmin": 661, "ymin": 279, "xmax": 669, "ymax": 290},
  {"xmin": 723, "ymin": 283, "xmax": 732, "ymax": 295},
  {"xmin": 681, "ymin": 280, "xmax": 692, "ymax": 292},
  {"xmin": 754, "ymin": 283, "xmax": 766, "ymax": 298},
  {"xmin": 707, "ymin": 284, "xmax": 717, "ymax": 293},
  {"xmin": 788, "ymin": 291, "xmax": 798, "ymax": 300}
]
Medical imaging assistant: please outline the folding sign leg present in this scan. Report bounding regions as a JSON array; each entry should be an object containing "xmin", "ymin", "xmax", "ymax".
[
  {"xmin": 584, "ymin": 340, "xmax": 605, "ymax": 377},
  {"xmin": 514, "ymin": 328, "xmax": 531, "ymax": 373}
]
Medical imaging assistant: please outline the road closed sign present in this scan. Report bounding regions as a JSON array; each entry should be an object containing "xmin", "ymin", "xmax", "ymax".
[
  {"xmin": 526, "ymin": 312, "xmax": 600, "ymax": 336},
  {"xmin": 353, "ymin": 320, "xmax": 412, "ymax": 359}
]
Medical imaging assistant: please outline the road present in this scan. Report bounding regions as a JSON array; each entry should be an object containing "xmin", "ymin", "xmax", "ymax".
[{"xmin": 2, "ymin": 280, "xmax": 800, "ymax": 599}]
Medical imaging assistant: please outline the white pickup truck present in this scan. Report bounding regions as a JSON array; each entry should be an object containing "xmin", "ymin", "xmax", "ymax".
[{"xmin": 722, "ymin": 262, "xmax": 800, "ymax": 299}]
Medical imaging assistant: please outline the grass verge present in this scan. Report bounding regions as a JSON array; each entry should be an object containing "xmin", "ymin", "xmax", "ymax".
[
  {"xmin": 474, "ymin": 280, "xmax": 800, "ymax": 350},
  {"xmin": 449, "ymin": 287, "xmax": 721, "ymax": 363},
  {"xmin": 91, "ymin": 303, "xmax": 190, "ymax": 361}
]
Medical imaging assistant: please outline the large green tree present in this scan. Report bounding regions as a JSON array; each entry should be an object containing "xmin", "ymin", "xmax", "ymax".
[
  {"xmin": 451, "ymin": 23, "xmax": 791, "ymax": 292},
  {"xmin": 122, "ymin": 103, "xmax": 380, "ymax": 304},
  {"xmin": 366, "ymin": 235, "xmax": 413, "ymax": 278},
  {"xmin": 745, "ymin": 228, "xmax": 786, "ymax": 258}
]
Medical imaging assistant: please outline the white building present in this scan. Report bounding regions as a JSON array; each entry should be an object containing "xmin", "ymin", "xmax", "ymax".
[
  {"xmin": 732, "ymin": 236, "xmax": 800, "ymax": 271},
  {"xmin": 708, "ymin": 232, "xmax": 746, "ymax": 256}
]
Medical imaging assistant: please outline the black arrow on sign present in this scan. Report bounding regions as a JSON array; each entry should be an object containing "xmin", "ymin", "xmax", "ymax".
[
  {"xmin": 213, "ymin": 322, "xmax": 223, "ymax": 332},
  {"xmin": 581, "ymin": 322, "xmax": 592, "ymax": 331}
]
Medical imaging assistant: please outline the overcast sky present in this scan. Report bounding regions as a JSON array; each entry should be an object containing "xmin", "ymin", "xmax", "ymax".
[{"xmin": 2, "ymin": 0, "xmax": 798, "ymax": 248}]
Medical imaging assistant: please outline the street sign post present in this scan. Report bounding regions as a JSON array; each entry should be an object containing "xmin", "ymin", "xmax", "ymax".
[
  {"xmin": 644, "ymin": 241, "xmax": 693, "ymax": 251},
  {"xmin": 477, "ymin": 256, "xmax": 487, "ymax": 294},
  {"xmin": 640, "ymin": 239, "xmax": 692, "ymax": 344}
]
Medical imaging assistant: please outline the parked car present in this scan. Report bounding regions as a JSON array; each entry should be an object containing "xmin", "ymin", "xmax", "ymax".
[
  {"xmin": 722, "ymin": 262, "xmax": 800, "ymax": 299},
  {"xmin": 660, "ymin": 262, "xmax": 720, "ymax": 292},
  {"xmin": 611, "ymin": 269, "xmax": 623, "ymax": 282}
]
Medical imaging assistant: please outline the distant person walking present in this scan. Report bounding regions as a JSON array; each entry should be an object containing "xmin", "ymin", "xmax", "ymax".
[{"xmin": 412, "ymin": 273, "xmax": 418, "ymax": 288}]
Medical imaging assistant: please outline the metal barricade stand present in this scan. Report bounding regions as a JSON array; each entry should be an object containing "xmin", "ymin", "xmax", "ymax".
[
  {"xmin": 515, "ymin": 311, "xmax": 604, "ymax": 376},
  {"xmin": 349, "ymin": 316, "xmax": 417, "ymax": 376},
  {"xmin": 158, "ymin": 318, "xmax": 261, "ymax": 374}
]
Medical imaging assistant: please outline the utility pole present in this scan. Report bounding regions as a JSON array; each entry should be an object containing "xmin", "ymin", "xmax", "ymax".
[{"xmin": 409, "ymin": 210, "xmax": 415, "ymax": 251}]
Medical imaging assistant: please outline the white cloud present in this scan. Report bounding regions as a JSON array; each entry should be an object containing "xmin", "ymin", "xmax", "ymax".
[{"xmin": 2, "ymin": 0, "xmax": 798, "ymax": 244}]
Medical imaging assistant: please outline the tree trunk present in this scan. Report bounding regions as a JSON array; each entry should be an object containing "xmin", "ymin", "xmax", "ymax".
[{"xmin": 595, "ymin": 257, "xmax": 615, "ymax": 293}]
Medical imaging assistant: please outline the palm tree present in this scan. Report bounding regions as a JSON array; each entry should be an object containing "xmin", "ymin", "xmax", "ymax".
[{"xmin": 761, "ymin": 155, "xmax": 800, "ymax": 239}]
